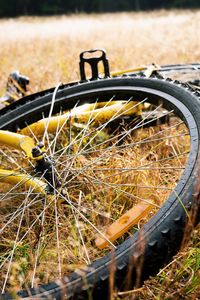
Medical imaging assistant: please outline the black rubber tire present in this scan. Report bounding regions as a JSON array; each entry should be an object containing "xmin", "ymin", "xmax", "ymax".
[
  {"xmin": 0, "ymin": 64, "xmax": 199, "ymax": 121},
  {"xmin": 1, "ymin": 77, "xmax": 200, "ymax": 299},
  {"xmin": 126, "ymin": 63, "xmax": 200, "ymax": 82},
  {"xmin": 158, "ymin": 63, "xmax": 200, "ymax": 72}
]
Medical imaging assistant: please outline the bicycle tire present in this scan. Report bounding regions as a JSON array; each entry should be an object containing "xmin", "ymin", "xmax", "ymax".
[
  {"xmin": 0, "ymin": 63, "xmax": 199, "ymax": 118},
  {"xmin": 157, "ymin": 63, "xmax": 200, "ymax": 84},
  {"xmin": 1, "ymin": 77, "xmax": 200, "ymax": 299},
  {"xmin": 127, "ymin": 63, "xmax": 200, "ymax": 82},
  {"xmin": 158, "ymin": 63, "xmax": 200, "ymax": 72}
]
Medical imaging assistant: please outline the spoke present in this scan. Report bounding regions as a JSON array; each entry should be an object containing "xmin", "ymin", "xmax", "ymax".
[
  {"xmin": 52, "ymin": 109, "xmax": 64, "ymax": 157},
  {"xmin": 68, "ymin": 166, "xmax": 184, "ymax": 172},
  {"xmin": 72, "ymin": 191, "xmax": 91, "ymax": 264},
  {"xmin": 0, "ymin": 195, "xmax": 56, "ymax": 270},
  {"xmin": 72, "ymin": 103, "xmax": 168, "ymax": 156},
  {"xmin": 52, "ymin": 119, "xmax": 186, "ymax": 160},
  {"xmin": 105, "ymin": 184, "xmax": 173, "ymax": 190},
  {"xmin": 0, "ymin": 193, "xmax": 29, "ymax": 203},
  {"xmin": 50, "ymin": 96, "xmax": 114, "ymax": 158},
  {"xmin": 55, "ymin": 130, "xmax": 188, "ymax": 174},
  {"xmin": 89, "ymin": 106, "xmax": 173, "ymax": 153},
  {"xmin": 84, "ymin": 172, "xmax": 160, "ymax": 208},
  {"xmin": 0, "ymin": 180, "xmax": 44, "ymax": 233},
  {"xmin": 55, "ymin": 105, "xmax": 172, "ymax": 188},
  {"xmin": 42, "ymin": 83, "xmax": 62, "ymax": 151},
  {"xmin": 53, "ymin": 167, "xmax": 62, "ymax": 280},
  {"xmin": 0, "ymin": 171, "xmax": 46, "ymax": 234},
  {"xmin": 0, "ymin": 148, "xmax": 34, "ymax": 173},
  {"xmin": 2, "ymin": 187, "xmax": 31, "ymax": 293},
  {"xmin": 46, "ymin": 101, "xmax": 80, "ymax": 153},
  {"xmin": 63, "ymin": 195, "xmax": 115, "ymax": 221},
  {"xmin": 24, "ymin": 122, "xmax": 40, "ymax": 144},
  {"xmin": 52, "ymin": 96, "xmax": 141, "ymax": 162},
  {"xmin": 63, "ymin": 191, "xmax": 116, "ymax": 249},
  {"xmin": 82, "ymin": 131, "xmax": 188, "ymax": 156},
  {"xmin": 60, "ymin": 137, "xmax": 187, "ymax": 193},
  {"xmin": 97, "ymin": 151, "xmax": 188, "ymax": 181},
  {"xmin": 31, "ymin": 196, "xmax": 47, "ymax": 287},
  {"xmin": 45, "ymin": 181, "xmax": 117, "ymax": 249},
  {"xmin": 56, "ymin": 106, "xmax": 174, "ymax": 179},
  {"xmin": 48, "ymin": 99, "xmax": 101, "ymax": 183},
  {"xmin": 54, "ymin": 95, "xmax": 120, "ymax": 180},
  {"xmin": 61, "ymin": 98, "xmax": 102, "ymax": 184},
  {"xmin": 55, "ymin": 199, "xmax": 62, "ymax": 278},
  {"xmin": 68, "ymin": 97, "xmax": 140, "ymax": 158},
  {"xmin": 3, "ymin": 198, "xmax": 42, "ymax": 227},
  {"xmin": 169, "ymin": 140, "xmax": 183, "ymax": 166},
  {"xmin": 0, "ymin": 175, "xmax": 35, "ymax": 204}
]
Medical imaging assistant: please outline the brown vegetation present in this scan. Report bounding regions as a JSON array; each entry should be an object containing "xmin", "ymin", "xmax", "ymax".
[
  {"xmin": 0, "ymin": 9, "xmax": 199, "ymax": 299},
  {"xmin": 0, "ymin": 10, "xmax": 200, "ymax": 93}
]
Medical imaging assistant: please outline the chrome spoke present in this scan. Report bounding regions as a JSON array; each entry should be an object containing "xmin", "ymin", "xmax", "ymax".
[
  {"xmin": 42, "ymin": 83, "xmax": 62, "ymax": 147},
  {"xmin": 72, "ymin": 191, "xmax": 91, "ymax": 265},
  {"xmin": 1, "ymin": 187, "xmax": 31, "ymax": 293},
  {"xmin": 31, "ymin": 196, "xmax": 47, "ymax": 287}
]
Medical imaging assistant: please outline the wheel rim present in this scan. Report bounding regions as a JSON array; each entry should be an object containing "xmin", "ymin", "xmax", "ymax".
[{"xmin": 0, "ymin": 81, "xmax": 198, "ymax": 296}]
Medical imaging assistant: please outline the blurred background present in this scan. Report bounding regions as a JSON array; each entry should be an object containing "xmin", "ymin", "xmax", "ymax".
[
  {"xmin": 0, "ymin": 0, "xmax": 199, "ymax": 92},
  {"xmin": 0, "ymin": 0, "xmax": 199, "ymax": 16}
]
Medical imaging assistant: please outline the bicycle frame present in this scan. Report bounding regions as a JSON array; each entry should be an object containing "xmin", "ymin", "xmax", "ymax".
[
  {"xmin": 0, "ymin": 130, "xmax": 47, "ymax": 192},
  {"xmin": 111, "ymin": 64, "xmax": 159, "ymax": 77}
]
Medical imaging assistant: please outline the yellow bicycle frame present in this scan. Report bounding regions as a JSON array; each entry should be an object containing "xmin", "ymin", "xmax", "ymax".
[
  {"xmin": 21, "ymin": 101, "xmax": 142, "ymax": 136},
  {"xmin": 0, "ymin": 130, "xmax": 47, "ymax": 192},
  {"xmin": 111, "ymin": 64, "xmax": 159, "ymax": 77}
]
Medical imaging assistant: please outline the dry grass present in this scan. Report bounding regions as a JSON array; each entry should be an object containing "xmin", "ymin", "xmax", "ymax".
[
  {"xmin": 116, "ymin": 224, "xmax": 200, "ymax": 300},
  {"xmin": 0, "ymin": 9, "xmax": 200, "ymax": 299},
  {"xmin": 0, "ymin": 10, "xmax": 199, "ymax": 93}
]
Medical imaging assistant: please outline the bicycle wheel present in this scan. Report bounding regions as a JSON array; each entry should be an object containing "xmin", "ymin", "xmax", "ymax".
[
  {"xmin": 126, "ymin": 63, "xmax": 200, "ymax": 84},
  {"xmin": 157, "ymin": 64, "xmax": 200, "ymax": 89},
  {"xmin": 0, "ymin": 77, "xmax": 200, "ymax": 299}
]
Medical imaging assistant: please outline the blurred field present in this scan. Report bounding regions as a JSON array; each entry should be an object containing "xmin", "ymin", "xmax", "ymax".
[
  {"xmin": 0, "ymin": 9, "xmax": 199, "ymax": 299},
  {"xmin": 0, "ymin": 9, "xmax": 199, "ymax": 93}
]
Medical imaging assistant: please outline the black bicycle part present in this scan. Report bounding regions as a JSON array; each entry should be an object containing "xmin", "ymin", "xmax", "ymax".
[
  {"xmin": 0, "ymin": 71, "xmax": 29, "ymax": 107},
  {"xmin": 34, "ymin": 156, "xmax": 61, "ymax": 191},
  {"xmin": 79, "ymin": 49, "xmax": 110, "ymax": 81},
  {"xmin": 0, "ymin": 63, "xmax": 199, "ymax": 119},
  {"xmin": 8, "ymin": 71, "xmax": 30, "ymax": 93}
]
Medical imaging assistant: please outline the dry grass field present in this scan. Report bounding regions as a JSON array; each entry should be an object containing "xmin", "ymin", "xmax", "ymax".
[
  {"xmin": 0, "ymin": 9, "xmax": 200, "ymax": 300},
  {"xmin": 0, "ymin": 9, "xmax": 200, "ymax": 93}
]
